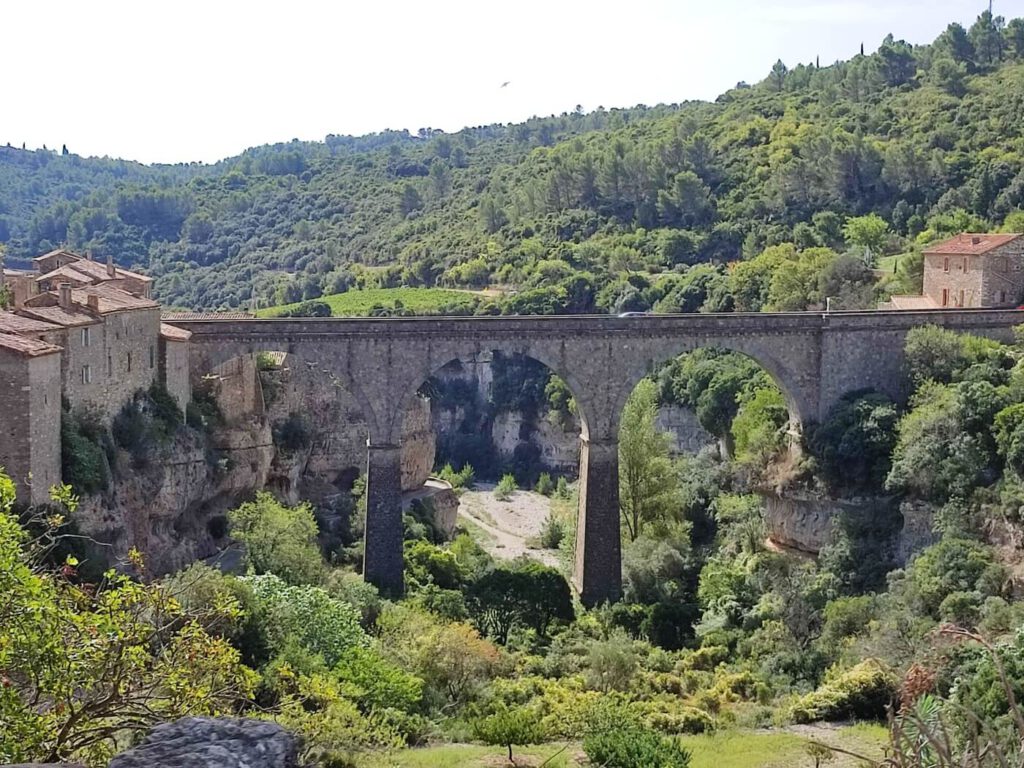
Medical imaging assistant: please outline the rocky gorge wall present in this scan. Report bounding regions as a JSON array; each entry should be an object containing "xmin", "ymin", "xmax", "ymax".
[{"xmin": 72, "ymin": 352, "xmax": 436, "ymax": 576}]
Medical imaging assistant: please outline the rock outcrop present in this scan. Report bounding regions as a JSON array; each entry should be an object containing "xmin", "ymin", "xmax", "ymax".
[
  {"xmin": 108, "ymin": 717, "xmax": 297, "ymax": 768},
  {"xmin": 71, "ymin": 352, "xmax": 435, "ymax": 576},
  {"xmin": 763, "ymin": 491, "xmax": 901, "ymax": 557}
]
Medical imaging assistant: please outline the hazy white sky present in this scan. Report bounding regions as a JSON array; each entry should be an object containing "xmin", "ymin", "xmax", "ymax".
[{"xmin": 5, "ymin": 0, "xmax": 1012, "ymax": 164}]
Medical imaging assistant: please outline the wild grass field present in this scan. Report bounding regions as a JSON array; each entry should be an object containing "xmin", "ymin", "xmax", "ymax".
[
  {"xmin": 387, "ymin": 724, "xmax": 888, "ymax": 767},
  {"xmin": 257, "ymin": 287, "xmax": 484, "ymax": 317}
]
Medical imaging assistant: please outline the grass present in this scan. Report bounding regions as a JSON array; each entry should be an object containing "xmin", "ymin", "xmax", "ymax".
[
  {"xmin": 385, "ymin": 725, "xmax": 889, "ymax": 767},
  {"xmin": 257, "ymin": 287, "xmax": 485, "ymax": 317},
  {"xmin": 385, "ymin": 742, "xmax": 578, "ymax": 767},
  {"xmin": 876, "ymin": 252, "xmax": 909, "ymax": 275}
]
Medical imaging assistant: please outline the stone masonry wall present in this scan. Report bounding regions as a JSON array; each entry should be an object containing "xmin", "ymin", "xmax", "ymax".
[
  {"xmin": 0, "ymin": 349, "xmax": 33, "ymax": 497},
  {"xmin": 27, "ymin": 352, "xmax": 62, "ymax": 504},
  {"xmin": 982, "ymin": 242, "xmax": 1024, "ymax": 306},
  {"xmin": 161, "ymin": 338, "xmax": 191, "ymax": 412},
  {"xmin": 61, "ymin": 307, "xmax": 162, "ymax": 422},
  {"xmin": 0, "ymin": 351, "xmax": 60, "ymax": 506}
]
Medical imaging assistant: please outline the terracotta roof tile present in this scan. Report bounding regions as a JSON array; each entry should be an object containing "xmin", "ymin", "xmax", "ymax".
[
  {"xmin": 0, "ymin": 331, "xmax": 61, "ymax": 357},
  {"xmin": 885, "ymin": 295, "xmax": 940, "ymax": 310},
  {"xmin": 71, "ymin": 284, "xmax": 159, "ymax": 313},
  {"xmin": 160, "ymin": 322, "xmax": 192, "ymax": 341},
  {"xmin": 162, "ymin": 311, "xmax": 255, "ymax": 321},
  {"xmin": 0, "ymin": 312, "xmax": 61, "ymax": 335},
  {"xmin": 18, "ymin": 305, "xmax": 100, "ymax": 328},
  {"xmin": 33, "ymin": 250, "xmax": 152, "ymax": 283},
  {"xmin": 922, "ymin": 233, "xmax": 1023, "ymax": 256}
]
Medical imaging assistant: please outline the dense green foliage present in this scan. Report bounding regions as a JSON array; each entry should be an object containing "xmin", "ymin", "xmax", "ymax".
[{"xmin": 8, "ymin": 13, "xmax": 1024, "ymax": 315}]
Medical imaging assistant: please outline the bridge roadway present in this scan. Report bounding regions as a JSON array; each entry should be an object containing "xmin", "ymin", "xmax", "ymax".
[{"xmin": 169, "ymin": 308, "xmax": 1024, "ymax": 604}]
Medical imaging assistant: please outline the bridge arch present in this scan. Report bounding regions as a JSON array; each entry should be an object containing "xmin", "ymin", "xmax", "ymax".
[
  {"xmin": 394, "ymin": 343, "xmax": 594, "ymax": 446},
  {"xmin": 611, "ymin": 333, "xmax": 821, "ymax": 439}
]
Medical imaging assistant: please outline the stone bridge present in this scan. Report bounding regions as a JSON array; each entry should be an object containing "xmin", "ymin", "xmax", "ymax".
[{"xmin": 168, "ymin": 309, "xmax": 1024, "ymax": 604}]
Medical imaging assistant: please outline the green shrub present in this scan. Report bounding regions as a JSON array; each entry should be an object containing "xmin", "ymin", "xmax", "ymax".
[
  {"xmin": 61, "ymin": 409, "xmax": 111, "ymax": 494},
  {"xmin": 583, "ymin": 724, "xmax": 691, "ymax": 768},
  {"xmin": 494, "ymin": 473, "xmax": 517, "ymax": 501},
  {"xmin": 333, "ymin": 645, "xmax": 423, "ymax": 713},
  {"xmin": 646, "ymin": 707, "xmax": 714, "ymax": 735},
  {"xmin": 808, "ymin": 390, "xmax": 899, "ymax": 494},
  {"xmin": 186, "ymin": 378, "xmax": 224, "ymax": 432},
  {"xmin": 467, "ymin": 563, "xmax": 573, "ymax": 643},
  {"xmin": 538, "ymin": 512, "xmax": 565, "ymax": 549},
  {"xmin": 789, "ymin": 659, "xmax": 897, "ymax": 723},
  {"xmin": 554, "ymin": 476, "xmax": 571, "ymax": 499},
  {"xmin": 471, "ymin": 705, "xmax": 547, "ymax": 763},
  {"xmin": 404, "ymin": 540, "xmax": 465, "ymax": 590},
  {"xmin": 228, "ymin": 492, "xmax": 324, "ymax": 585},
  {"xmin": 535, "ymin": 472, "xmax": 555, "ymax": 496},
  {"xmin": 245, "ymin": 573, "xmax": 368, "ymax": 666},
  {"xmin": 437, "ymin": 462, "xmax": 474, "ymax": 490},
  {"xmin": 906, "ymin": 538, "xmax": 1005, "ymax": 618},
  {"xmin": 279, "ymin": 299, "xmax": 331, "ymax": 318},
  {"xmin": 273, "ymin": 412, "xmax": 311, "ymax": 453}
]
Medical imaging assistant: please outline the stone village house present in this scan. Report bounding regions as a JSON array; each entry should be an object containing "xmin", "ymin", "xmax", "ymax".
[
  {"xmin": 885, "ymin": 232, "xmax": 1024, "ymax": 310},
  {"xmin": 0, "ymin": 250, "xmax": 191, "ymax": 505}
]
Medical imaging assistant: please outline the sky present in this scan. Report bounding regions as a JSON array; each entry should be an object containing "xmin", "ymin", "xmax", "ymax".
[{"xmin": 4, "ymin": 0, "xmax": 1015, "ymax": 165}]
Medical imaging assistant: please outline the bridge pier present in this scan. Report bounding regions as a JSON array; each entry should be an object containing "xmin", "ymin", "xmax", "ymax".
[
  {"xmin": 573, "ymin": 436, "xmax": 622, "ymax": 606},
  {"xmin": 362, "ymin": 442, "xmax": 404, "ymax": 598}
]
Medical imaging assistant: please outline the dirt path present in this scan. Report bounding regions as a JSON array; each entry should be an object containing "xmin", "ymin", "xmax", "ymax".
[{"xmin": 458, "ymin": 484, "xmax": 560, "ymax": 567}]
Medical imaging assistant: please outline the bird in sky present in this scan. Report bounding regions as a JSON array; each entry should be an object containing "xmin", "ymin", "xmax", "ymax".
[{"xmin": 499, "ymin": 81, "xmax": 511, "ymax": 88}]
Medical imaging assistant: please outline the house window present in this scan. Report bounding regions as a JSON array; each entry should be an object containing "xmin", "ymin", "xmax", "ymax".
[
  {"xmin": 81, "ymin": 327, "xmax": 91, "ymax": 347},
  {"xmin": 944, "ymin": 257, "xmax": 950, "ymax": 272},
  {"xmin": 107, "ymin": 354, "xmax": 113, "ymax": 376},
  {"xmin": 963, "ymin": 257, "xmax": 969, "ymax": 272},
  {"xmin": 81, "ymin": 365, "xmax": 92, "ymax": 385},
  {"xmin": 959, "ymin": 289, "xmax": 965, "ymax": 307},
  {"xmin": 942, "ymin": 288, "xmax": 949, "ymax": 307},
  {"xmin": 127, "ymin": 352, "xmax": 132, "ymax": 373},
  {"xmin": 149, "ymin": 346, "xmax": 155, "ymax": 369}
]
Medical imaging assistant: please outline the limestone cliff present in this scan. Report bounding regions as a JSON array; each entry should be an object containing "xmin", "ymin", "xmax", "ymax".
[{"xmin": 73, "ymin": 352, "xmax": 435, "ymax": 576}]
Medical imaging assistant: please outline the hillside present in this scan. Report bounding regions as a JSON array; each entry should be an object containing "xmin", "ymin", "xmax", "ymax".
[{"xmin": 3, "ymin": 13, "xmax": 1024, "ymax": 314}]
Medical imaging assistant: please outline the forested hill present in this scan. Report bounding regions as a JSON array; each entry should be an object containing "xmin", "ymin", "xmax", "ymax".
[{"xmin": 4, "ymin": 11, "xmax": 1024, "ymax": 311}]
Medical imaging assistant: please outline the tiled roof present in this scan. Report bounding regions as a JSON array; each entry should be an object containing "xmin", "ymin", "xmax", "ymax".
[
  {"xmin": 33, "ymin": 250, "xmax": 152, "ymax": 283},
  {"xmin": 162, "ymin": 311, "xmax": 255, "ymax": 320},
  {"xmin": 0, "ymin": 312, "xmax": 61, "ymax": 335},
  {"xmin": 32, "ymin": 248, "xmax": 79, "ymax": 264},
  {"xmin": 922, "ymin": 233, "xmax": 1023, "ymax": 256},
  {"xmin": 886, "ymin": 295, "xmax": 940, "ymax": 310},
  {"xmin": 18, "ymin": 305, "xmax": 100, "ymax": 328},
  {"xmin": 0, "ymin": 331, "xmax": 61, "ymax": 357},
  {"xmin": 71, "ymin": 284, "xmax": 159, "ymax": 313},
  {"xmin": 160, "ymin": 322, "xmax": 192, "ymax": 341}
]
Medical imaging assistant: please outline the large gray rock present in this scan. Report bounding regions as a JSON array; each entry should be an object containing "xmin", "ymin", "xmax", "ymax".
[{"xmin": 108, "ymin": 717, "xmax": 297, "ymax": 768}]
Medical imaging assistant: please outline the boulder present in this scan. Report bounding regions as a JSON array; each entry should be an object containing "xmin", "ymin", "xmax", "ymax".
[{"xmin": 108, "ymin": 717, "xmax": 297, "ymax": 768}]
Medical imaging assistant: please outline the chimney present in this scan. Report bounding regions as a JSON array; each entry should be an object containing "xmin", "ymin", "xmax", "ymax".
[
  {"xmin": 85, "ymin": 250, "xmax": 93, "ymax": 261},
  {"xmin": 58, "ymin": 282, "xmax": 73, "ymax": 310},
  {"xmin": 86, "ymin": 294, "xmax": 100, "ymax": 312},
  {"xmin": 972, "ymin": 236, "xmax": 982, "ymax": 245},
  {"xmin": 105, "ymin": 253, "xmax": 116, "ymax": 279}
]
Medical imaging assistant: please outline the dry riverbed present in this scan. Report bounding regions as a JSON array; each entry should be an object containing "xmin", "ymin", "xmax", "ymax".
[{"xmin": 457, "ymin": 483, "xmax": 561, "ymax": 568}]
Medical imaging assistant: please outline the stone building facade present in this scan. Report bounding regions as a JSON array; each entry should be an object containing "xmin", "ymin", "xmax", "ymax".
[
  {"xmin": 886, "ymin": 233, "xmax": 1024, "ymax": 309},
  {"xmin": 0, "ymin": 249, "xmax": 187, "ymax": 504},
  {"xmin": 0, "ymin": 333, "xmax": 62, "ymax": 505}
]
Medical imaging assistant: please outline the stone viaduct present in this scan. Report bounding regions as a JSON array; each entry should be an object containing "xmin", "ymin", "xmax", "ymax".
[{"xmin": 168, "ymin": 309, "xmax": 1024, "ymax": 605}]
